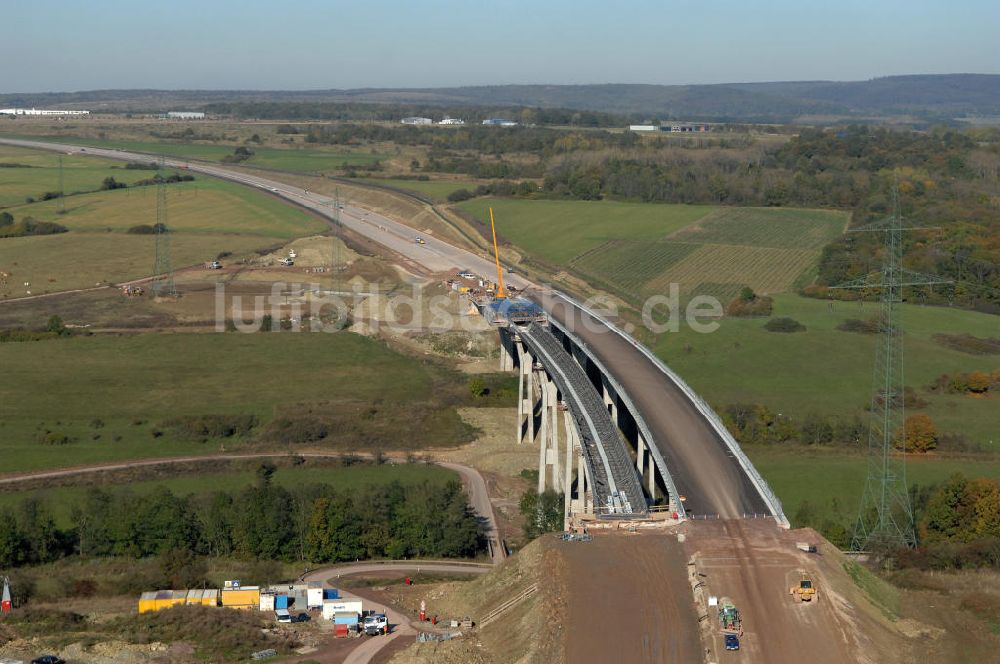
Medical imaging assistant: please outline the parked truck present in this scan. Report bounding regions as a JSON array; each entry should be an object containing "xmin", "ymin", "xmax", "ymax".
[{"xmin": 363, "ymin": 613, "xmax": 388, "ymax": 635}]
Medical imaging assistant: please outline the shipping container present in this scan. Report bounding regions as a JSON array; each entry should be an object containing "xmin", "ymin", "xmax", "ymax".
[
  {"xmin": 307, "ymin": 587, "xmax": 324, "ymax": 609},
  {"xmin": 322, "ymin": 599, "xmax": 363, "ymax": 621},
  {"xmin": 138, "ymin": 591, "xmax": 159, "ymax": 613},
  {"xmin": 334, "ymin": 624, "xmax": 350, "ymax": 638},
  {"xmin": 334, "ymin": 611, "xmax": 359, "ymax": 625},
  {"xmin": 259, "ymin": 593, "xmax": 275, "ymax": 611},
  {"xmin": 221, "ymin": 586, "xmax": 261, "ymax": 609},
  {"xmin": 201, "ymin": 589, "xmax": 220, "ymax": 607},
  {"xmin": 323, "ymin": 588, "xmax": 340, "ymax": 600},
  {"xmin": 275, "ymin": 595, "xmax": 289, "ymax": 610}
]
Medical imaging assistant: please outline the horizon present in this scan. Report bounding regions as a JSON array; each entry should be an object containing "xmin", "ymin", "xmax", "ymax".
[
  {"xmin": 3, "ymin": 0, "xmax": 998, "ymax": 93},
  {"xmin": 3, "ymin": 72, "xmax": 998, "ymax": 97}
]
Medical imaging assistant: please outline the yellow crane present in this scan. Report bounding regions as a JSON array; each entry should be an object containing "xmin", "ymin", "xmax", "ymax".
[{"xmin": 489, "ymin": 207, "xmax": 508, "ymax": 300}]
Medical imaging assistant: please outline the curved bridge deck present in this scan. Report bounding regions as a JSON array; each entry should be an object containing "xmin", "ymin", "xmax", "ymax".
[{"xmin": 519, "ymin": 323, "xmax": 647, "ymax": 516}]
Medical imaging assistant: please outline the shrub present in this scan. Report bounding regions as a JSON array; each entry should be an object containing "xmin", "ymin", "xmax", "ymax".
[
  {"xmin": 162, "ymin": 414, "xmax": 258, "ymax": 442},
  {"xmin": 932, "ymin": 333, "xmax": 1000, "ymax": 355},
  {"xmin": 837, "ymin": 317, "xmax": 880, "ymax": 334},
  {"xmin": 447, "ymin": 188, "xmax": 474, "ymax": 202},
  {"xmin": 893, "ymin": 413, "xmax": 938, "ymax": 453},
  {"xmin": 763, "ymin": 317, "xmax": 805, "ymax": 333}
]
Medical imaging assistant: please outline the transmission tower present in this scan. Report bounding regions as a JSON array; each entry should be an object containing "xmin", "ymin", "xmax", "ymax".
[
  {"xmin": 831, "ymin": 187, "xmax": 949, "ymax": 551},
  {"xmin": 151, "ymin": 158, "xmax": 177, "ymax": 298},
  {"xmin": 57, "ymin": 155, "xmax": 65, "ymax": 214}
]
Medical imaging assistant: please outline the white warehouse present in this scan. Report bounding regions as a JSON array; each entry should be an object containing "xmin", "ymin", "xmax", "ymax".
[
  {"xmin": 400, "ymin": 117, "xmax": 433, "ymax": 125},
  {"xmin": 166, "ymin": 111, "xmax": 206, "ymax": 119},
  {"xmin": 0, "ymin": 108, "xmax": 89, "ymax": 116}
]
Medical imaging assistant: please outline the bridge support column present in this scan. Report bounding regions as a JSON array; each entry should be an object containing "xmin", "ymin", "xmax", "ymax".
[
  {"xmin": 602, "ymin": 382, "xmax": 617, "ymax": 425},
  {"xmin": 636, "ymin": 434, "xmax": 645, "ymax": 478},
  {"xmin": 563, "ymin": 410, "xmax": 576, "ymax": 528},
  {"xmin": 498, "ymin": 333, "xmax": 514, "ymax": 372},
  {"xmin": 516, "ymin": 342, "xmax": 535, "ymax": 446},
  {"xmin": 537, "ymin": 374, "xmax": 549, "ymax": 493},
  {"xmin": 537, "ymin": 376, "xmax": 562, "ymax": 495}
]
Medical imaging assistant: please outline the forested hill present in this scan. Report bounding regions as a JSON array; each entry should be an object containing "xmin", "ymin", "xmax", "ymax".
[{"xmin": 4, "ymin": 74, "xmax": 1000, "ymax": 123}]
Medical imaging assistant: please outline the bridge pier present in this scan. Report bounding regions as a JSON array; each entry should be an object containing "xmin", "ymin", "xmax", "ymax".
[
  {"xmin": 537, "ymin": 376, "xmax": 563, "ymax": 494},
  {"xmin": 515, "ymin": 341, "xmax": 535, "ymax": 446},
  {"xmin": 498, "ymin": 332, "xmax": 515, "ymax": 372}
]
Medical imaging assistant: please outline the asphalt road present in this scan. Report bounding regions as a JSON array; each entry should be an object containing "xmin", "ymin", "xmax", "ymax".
[{"xmin": 0, "ymin": 137, "xmax": 774, "ymax": 520}]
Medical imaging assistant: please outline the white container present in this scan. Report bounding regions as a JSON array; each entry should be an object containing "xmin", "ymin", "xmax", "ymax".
[
  {"xmin": 259, "ymin": 592, "xmax": 275, "ymax": 611},
  {"xmin": 307, "ymin": 587, "xmax": 324, "ymax": 609},
  {"xmin": 322, "ymin": 598, "xmax": 363, "ymax": 621}
]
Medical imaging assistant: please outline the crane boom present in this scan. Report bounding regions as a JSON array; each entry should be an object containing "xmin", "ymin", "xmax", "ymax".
[{"xmin": 489, "ymin": 207, "xmax": 508, "ymax": 299}]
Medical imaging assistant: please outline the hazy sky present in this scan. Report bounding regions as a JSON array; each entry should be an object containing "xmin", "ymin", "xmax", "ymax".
[{"xmin": 3, "ymin": 0, "xmax": 998, "ymax": 92}]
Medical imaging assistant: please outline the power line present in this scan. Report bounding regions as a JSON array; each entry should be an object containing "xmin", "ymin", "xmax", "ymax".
[
  {"xmin": 830, "ymin": 186, "xmax": 950, "ymax": 551},
  {"xmin": 151, "ymin": 157, "xmax": 177, "ymax": 298}
]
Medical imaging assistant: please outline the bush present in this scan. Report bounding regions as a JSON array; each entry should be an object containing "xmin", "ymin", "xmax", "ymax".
[
  {"xmin": 763, "ymin": 317, "xmax": 805, "ymax": 333},
  {"xmin": 127, "ymin": 223, "xmax": 167, "ymax": 234},
  {"xmin": 932, "ymin": 333, "xmax": 1000, "ymax": 355},
  {"xmin": 162, "ymin": 414, "xmax": 258, "ymax": 442},
  {"xmin": 447, "ymin": 188, "xmax": 474, "ymax": 202},
  {"xmin": 837, "ymin": 317, "xmax": 880, "ymax": 334},
  {"xmin": 893, "ymin": 413, "xmax": 938, "ymax": 453}
]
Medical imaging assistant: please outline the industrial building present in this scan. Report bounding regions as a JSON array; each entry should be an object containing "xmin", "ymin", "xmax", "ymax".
[
  {"xmin": 401, "ymin": 116, "xmax": 433, "ymax": 125},
  {"xmin": 629, "ymin": 124, "xmax": 658, "ymax": 131},
  {"xmin": 0, "ymin": 108, "xmax": 89, "ymax": 116},
  {"xmin": 165, "ymin": 111, "xmax": 206, "ymax": 119},
  {"xmin": 482, "ymin": 118, "xmax": 518, "ymax": 126},
  {"xmin": 628, "ymin": 123, "xmax": 710, "ymax": 133},
  {"xmin": 438, "ymin": 117, "xmax": 465, "ymax": 125}
]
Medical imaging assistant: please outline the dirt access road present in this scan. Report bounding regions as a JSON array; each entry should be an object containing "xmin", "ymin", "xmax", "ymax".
[
  {"xmin": 555, "ymin": 532, "xmax": 702, "ymax": 664},
  {"xmin": 302, "ymin": 561, "xmax": 489, "ymax": 664},
  {"xmin": 684, "ymin": 519, "xmax": 890, "ymax": 664}
]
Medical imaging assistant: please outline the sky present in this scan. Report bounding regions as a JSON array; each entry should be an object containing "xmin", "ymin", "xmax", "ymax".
[{"xmin": 2, "ymin": 0, "xmax": 998, "ymax": 92}]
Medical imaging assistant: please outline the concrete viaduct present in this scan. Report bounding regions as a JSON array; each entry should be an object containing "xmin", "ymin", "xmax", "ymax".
[{"xmin": 0, "ymin": 137, "xmax": 788, "ymax": 530}]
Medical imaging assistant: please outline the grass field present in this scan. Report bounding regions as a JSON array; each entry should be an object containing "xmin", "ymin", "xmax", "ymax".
[
  {"xmin": 0, "ymin": 134, "xmax": 381, "ymax": 173},
  {"xmin": 457, "ymin": 199, "xmax": 848, "ymax": 302},
  {"xmin": 0, "ymin": 463, "xmax": 457, "ymax": 527},
  {"xmin": 458, "ymin": 198, "xmax": 715, "ymax": 264},
  {"xmin": 359, "ymin": 178, "xmax": 480, "ymax": 202},
  {"xmin": 750, "ymin": 447, "xmax": 1000, "ymax": 526},
  {"xmin": 656, "ymin": 293, "xmax": 1000, "ymax": 446},
  {"xmin": 0, "ymin": 332, "xmax": 471, "ymax": 472},
  {"xmin": 0, "ymin": 144, "xmax": 158, "ymax": 208},
  {"xmin": 0, "ymin": 151, "xmax": 329, "ymax": 295}
]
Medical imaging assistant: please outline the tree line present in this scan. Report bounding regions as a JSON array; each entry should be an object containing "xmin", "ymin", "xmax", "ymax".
[{"xmin": 0, "ymin": 466, "xmax": 484, "ymax": 569}]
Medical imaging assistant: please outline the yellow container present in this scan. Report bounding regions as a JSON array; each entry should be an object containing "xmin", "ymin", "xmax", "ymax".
[
  {"xmin": 221, "ymin": 587, "xmax": 260, "ymax": 609},
  {"xmin": 138, "ymin": 591, "xmax": 158, "ymax": 614}
]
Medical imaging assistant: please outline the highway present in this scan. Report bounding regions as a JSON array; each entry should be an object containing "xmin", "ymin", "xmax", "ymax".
[{"xmin": 0, "ymin": 137, "xmax": 779, "ymax": 522}]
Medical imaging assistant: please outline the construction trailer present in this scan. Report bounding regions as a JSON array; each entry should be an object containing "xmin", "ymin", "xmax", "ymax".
[
  {"xmin": 185, "ymin": 589, "xmax": 219, "ymax": 607},
  {"xmin": 322, "ymin": 598, "xmax": 363, "ymax": 621},
  {"xmin": 221, "ymin": 586, "xmax": 260, "ymax": 610}
]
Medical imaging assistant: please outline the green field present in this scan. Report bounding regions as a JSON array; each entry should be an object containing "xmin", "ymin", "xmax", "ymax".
[
  {"xmin": 750, "ymin": 447, "xmax": 1000, "ymax": 526},
  {"xmin": 458, "ymin": 199, "xmax": 848, "ymax": 302},
  {"xmin": 0, "ymin": 134, "xmax": 381, "ymax": 173},
  {"xmin": 458, "ymin": 198, "xmax": 715, "ymax": 264},
  {"xmin": 0, "ymin": 149, "xmax": 329, "ymax": 294},
  {"xmin": 0, "ymin": 144, "xmax": 159, "ymax": 208},
  {"xmin": 0, "ymin": 463, "xmax": 456, "ymax": 527},
  {"xmin": 657, "ymin": 293, "xmax": 1000, "ymax": 445},
  {"xmin": 360, "ymin": 178, "xmax": 480, "ymax": 202},
  {"xmin": 0, "ymin": 333, "xmax": 472, "ymax": 472}
]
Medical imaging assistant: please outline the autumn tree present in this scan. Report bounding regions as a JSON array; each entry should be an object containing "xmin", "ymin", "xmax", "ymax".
[{"xmin": 894, "ymin": 413, "xmax": 938, "ymax": 453}]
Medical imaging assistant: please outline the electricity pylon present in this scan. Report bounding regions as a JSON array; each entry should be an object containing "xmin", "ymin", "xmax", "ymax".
[
  {"xmin": 831, "ymin": 187, "xmax": 949, "ymax": 551},
  {"xmin": 151, "ymin": 158, "xmax": 177, "ymax": 298}
]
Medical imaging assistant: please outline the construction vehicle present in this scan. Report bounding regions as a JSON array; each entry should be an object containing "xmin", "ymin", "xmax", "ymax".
[
  {"xmin": 363, "ymin": 613, "xmax": 388, "ymax": 635},
  {"xmin": 796, "ymin": 542, "xmax": 817, "ymax": 553},
  {"xmin": 414, "ymin": 237, "xmax": 426, "ymax": 245},
  {"xmin": 718, "ymin": 598, "xmax": 740, "ymax": 632},
  {"xmin": 790, "ymin": 577, "xmax": 816, "ymax": 602},
  {"xmin": 278, "ymin": 257, "xmax": 294, "ymax": 266},
  {"xmin": 206, "ymin": 260, "xmax": 222, "ymax": 270}
]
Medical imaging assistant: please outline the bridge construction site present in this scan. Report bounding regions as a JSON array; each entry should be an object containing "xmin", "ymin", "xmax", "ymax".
[{"xmin": 472, "ymin": 208, "xmax": 785, "ymax": 531}]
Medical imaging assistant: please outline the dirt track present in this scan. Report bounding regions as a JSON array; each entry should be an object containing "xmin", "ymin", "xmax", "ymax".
[
  {"xmin": 556, "ymin": 533, "xmax": 701, "ymax": 664},
  {"xmin": 683, "ymin": 520, "xmax": 885, "ymax": 664}
]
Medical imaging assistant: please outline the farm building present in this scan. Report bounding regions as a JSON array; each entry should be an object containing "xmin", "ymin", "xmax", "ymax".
[
  {"xmin": 165, "ymin": 111, "xmax": 206, "ymax": 119},
  {"xmin": 0, "ymin": 108, "xmax": 89, "ymax": 116},
  {"xmin": 401, "ymin": 117, "xmax": 433, "ymax": 125}
]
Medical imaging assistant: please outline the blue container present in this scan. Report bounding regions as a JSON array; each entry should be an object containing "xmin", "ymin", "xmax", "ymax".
[
  {"xmin": 323, "ymin": 589, "xmax": 340, "ymax": 600},
  {"xmin": 275, "ymin": 595, "xmax": 289, "ymax": 609},
  {"xmin": 334, "ymin": 615, "xmax": 358, "ymax": 625}
]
